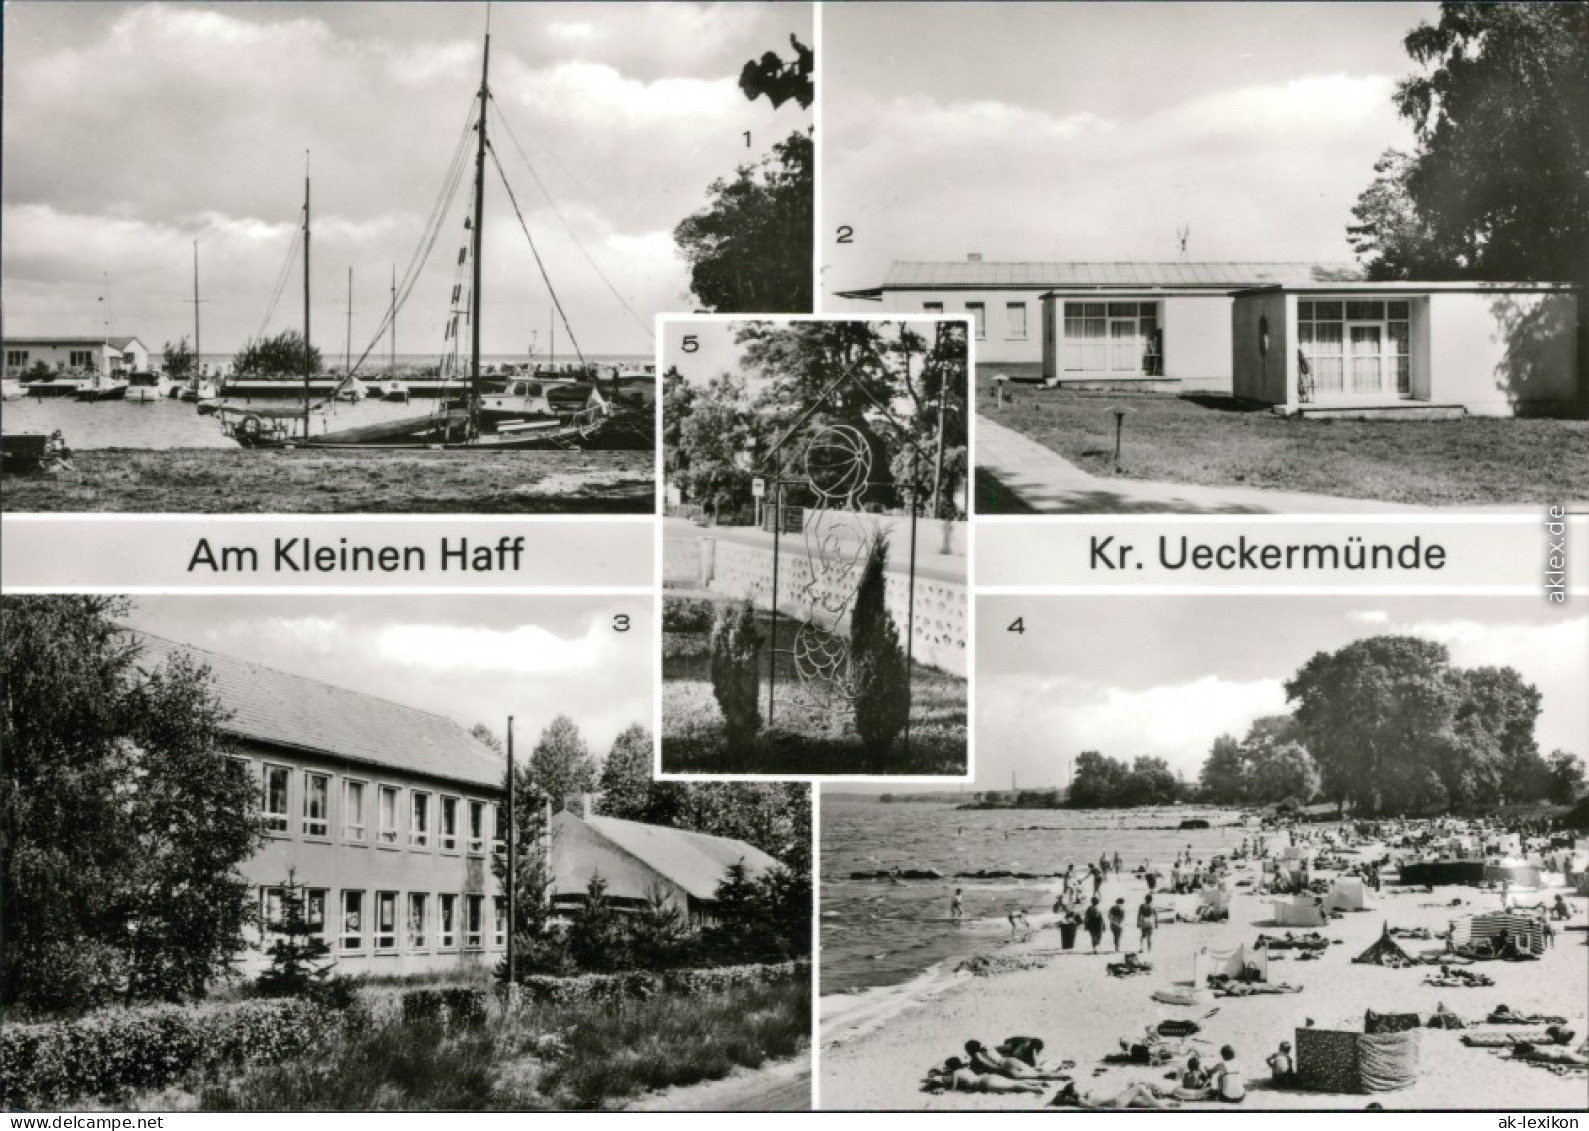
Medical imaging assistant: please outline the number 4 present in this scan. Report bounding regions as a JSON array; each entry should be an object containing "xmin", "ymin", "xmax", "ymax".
[{"xmin": 1007, "ymin": 617, "xmax": 1025, "ymax": 634}]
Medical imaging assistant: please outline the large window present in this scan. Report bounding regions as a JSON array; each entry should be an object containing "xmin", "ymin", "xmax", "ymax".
[
  {"xmin": 408, "ymin": 893, "xmax": 429, "ymax": 951},
  {"xmin": 305, "ymin": 888, "xmax": 327, "ymax": 940},
  {"xmin": 410, "ymin": 791, "xmax": 431, "ymax": 848},
  {"xmin": 964, "ymin": 302, "xmax": 986, "ymax": 340},
  {"xmin": 467, "ymin": 801, "xmax": 486, "ymax": 855},
  {"xmin": 439, "ymin": 894, "xmax": 458, "ymax": 949},
  {"xmin": 343, "ymin": 780, "xmax": 366, "ymax": 841},
  {"xmin": 69, "ymin": 350, "xmax": 94, "ymax": 369},
  {"xmin": 302, "ymin": 773, "xmax": 329, "ymax": 838},
  {"xmin": 262, "ymin": 765, "xmax": 290, "ymax": 833},
  {"xmin": 375, "ymin": 892, "xmax": 398, "ymax": 952},
  {"xmin": 379, "ymin": 785, "xmax": 399, "ymax": 845},
  {"xmin": 493, "ymin": 803, "xmax": 507, "ymax": 855},
  {"xmin": 465, "ymin": 895, "xmax": 485, "ymax": 950},
  {"xmin": 441, "ymin": 796, "xmax": 460, "ymax": 851},
  {"xmin": 1298, "ymin": 299, "xmax": 1409, "ymax": 398},
  {"xmin": 261, "ymin": 887, "xmax": 286, "ymax": 942},
  {"xmin": 6, "ymin": 350, "xmax": 29, "ymax": 367},
  {"xmin": 341, "ymin": 891, "xmax": 364, "ymax": 952},
  {"xmin": 1005, "ymin": 302, "xmax": 1027, "ymax": 340},
  {"xmin": 494, "ymin": 897, "xmax": 507, "ymax": 949},
  {"xmin": 1061, "ymin": 302, "xmax": 1160, "ymax": 374}
]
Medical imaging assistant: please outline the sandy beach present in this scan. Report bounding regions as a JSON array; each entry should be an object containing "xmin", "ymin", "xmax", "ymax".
[{"xmin": 820, "ymin": 859, "xmax": 1589, "ymax": 1110}]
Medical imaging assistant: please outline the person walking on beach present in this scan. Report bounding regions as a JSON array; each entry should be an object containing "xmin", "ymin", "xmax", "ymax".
[
  {"xmin": 1137, "ymin": 895, "xmax": 1157, "ymax": 953},
  {"xmin": 1113, "ymin": 850, "xmax": 1123, "ymax": 873},
  {"xmin": 1084, "ymin": 896, "xmax": 1106, "ymax": 952},
  {"xmin": 950, "ymin": 888, "xmax": 964, "ymax": 921},
  {"xmin": 1145, "ymin": 865, "xmax": 1158, "ymax": 893},
  {"xmin": 1108, "ymin": 897, "xmax": 1126, "ymax": 951},
  {"xmin": 1090, "ymin": 863, "xmax": 1103, "ymax": 897}
]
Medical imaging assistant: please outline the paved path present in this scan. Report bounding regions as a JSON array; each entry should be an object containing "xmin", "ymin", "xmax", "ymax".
[
  {"xmin": 625, "ymin": 1055, "xmax": 812, "ymax": 1111},
  {"xmin": 976, "ymin": 416, "xmax": 1418, "ymax": 514}
]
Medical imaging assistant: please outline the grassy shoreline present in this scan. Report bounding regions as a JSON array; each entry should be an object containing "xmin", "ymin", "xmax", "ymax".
[{"xmin": 2, "ymin": 448, "xmax": 655, "ymax": 513}]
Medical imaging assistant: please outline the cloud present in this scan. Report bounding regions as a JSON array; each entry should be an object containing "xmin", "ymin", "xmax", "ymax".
[
  {"xmin": 979, "ymin": 673, "xmax": 1288, "ymax": 785},
  {"xmin": 825, "ymin": 72, "xmax": 1410, "ymax": 296},
  {"xmin": 1349, "ymin": 609, "xmax": 1390, "ymax": 624}
]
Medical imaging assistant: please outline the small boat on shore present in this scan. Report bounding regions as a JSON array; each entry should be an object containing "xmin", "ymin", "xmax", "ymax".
[
  {"xmin": 179, "ymin": 378, "xmax": 218, "ymax": 402},
  {"xmin": 1, "ymin": 380, "xmax": 24, "ymax": 401},
  {"xmin": 377, "ymin": 380, "xmax": 410, "ymax": 402}
]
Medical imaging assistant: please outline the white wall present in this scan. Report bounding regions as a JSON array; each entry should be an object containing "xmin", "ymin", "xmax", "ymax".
[
  {"xmin": 880, "ymin": 288, "xmax": 1043, "ymax": 366},
  {"xmin": 1428, "ymin": 291, "xmax": 1580, "ymax": 415},
  {"xmin": 1162, "ymin": 295, "xmax": 1235, "ymax": 391}
]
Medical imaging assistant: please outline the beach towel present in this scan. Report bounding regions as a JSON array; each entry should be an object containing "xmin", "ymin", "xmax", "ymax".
[
  {"xmin": 1150, "ymin": 985, "xmax": 1209, "ymax": 1007},
  {"xmin": 1462, "ymin": 1031, "xmax": 1559, "ymax": 1048}
]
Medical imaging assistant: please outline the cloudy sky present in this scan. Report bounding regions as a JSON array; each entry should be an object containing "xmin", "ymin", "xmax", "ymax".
[
  {"xmin": 2, "ymin": 2, "xmax": 811, "ymax": 358},
  {"xmin": 822, "ymin": 2, "xmax": 1434, "ymax": 305},
  {"xmin": 121, "ymin": 594, "xmax": 652, "ymax": 759},
  {"xmin": 973, "ymin": 596, "xmax": 1588, "ymax": 791}
]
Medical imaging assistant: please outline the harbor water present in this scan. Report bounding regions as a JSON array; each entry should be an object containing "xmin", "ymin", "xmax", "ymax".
[{"xmin": 3, "ymin": 353, "xmax": 649, "ymax": 450}]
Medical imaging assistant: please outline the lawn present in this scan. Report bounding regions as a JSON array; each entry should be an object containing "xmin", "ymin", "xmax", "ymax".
[
  {"xmin": 662, "ymin": 592, "xmax": 967, "ymax": 776},
  {"xmin": 1, "ymin": 448, "xmax": 655, "ymax": 513},
  {"xmin": 977, "ymin": 376, "xmax": 1589, "ymax": 508}
]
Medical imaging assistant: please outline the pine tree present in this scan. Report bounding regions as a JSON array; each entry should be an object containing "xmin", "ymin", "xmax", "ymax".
[
  {"xmin": 710, "ymin": 600, "xmax": 763, "ymax": 754},
  {"xmin": 850, "ymin": 535, "xmax": 910, "ymax": 763},
  {"xmin": 254, "ymin": 868, "xmax": 332, "ymax": 998}
]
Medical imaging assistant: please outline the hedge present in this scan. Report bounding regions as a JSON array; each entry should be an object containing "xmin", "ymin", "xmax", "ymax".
[
  {"xmin": 1, "ymin": 997, "xmax": 342, "ymax": 1109},
  {"xmin": 662, "ymin": 597, "xmax": 717, "ymax": 635},
  {"xmin": 511, "ymin": 959, "xmax": 808, "ymax": 1009},
  {"xmin": 398, "ymin": 986, "xmax": 489, "ymax": 1028}
]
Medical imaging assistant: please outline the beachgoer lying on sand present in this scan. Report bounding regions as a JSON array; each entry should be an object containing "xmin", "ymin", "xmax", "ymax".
[
  {"xmin": 966, "ymin": 1040, "xmax": 1072, "ymax": 1080},
  {"xmin": 1424, "ymin": 966, "xmax": 1495, "ymax": 988},
  {"xmin": 1105, "ymin": 1028, "xmax": 1176, "ymax": 1066},
  {"xmin": 1487, "ymin": 1005, "xmax": 1568, "ymax": 1026},
  {"xmin": 993, "ymin": 1037, "xmax": 1076, "ymax": 1074},
  {"xmin": 1509, "ymin": 1043, "xmax": 1589, "ymax": 1068},
  {"xmin": 1047, "ymin": 1081, "xmax": 1179, "ymax": 1110},
  {"xmin": 1426, "ymin": 1004, "xmax": 1466, "ymax": 1030},
  {"xmin": 1212, "ymin": 980, "xmax": 1301, "ymax": 997},
  {"xmin": 1106, "ymin": 952, "xmax": 1153, "ymax": 978},
  {"xmin": 924, "ymin": 1058, "xmax": 1045, "ymax": 1095}
]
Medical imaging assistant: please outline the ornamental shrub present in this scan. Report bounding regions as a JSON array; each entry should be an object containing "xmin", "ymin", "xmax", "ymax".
[
  {"xmin": 850, "ymin": 535, "xmax": 909, "ymax": 762},
  {"xmin": 710, "ymin": 600, "xmax": 762, "ymax": 752}
]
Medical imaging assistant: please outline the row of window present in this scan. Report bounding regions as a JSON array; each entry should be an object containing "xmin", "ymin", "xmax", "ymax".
[
  {"xmin": 1298, "ymin": 299, "xmax": 1411, "ymax": 396},
  {"xmin": 262, "ymin": 886, "xmax": 507, "ymax": 954},
  {"xmin": 920, "ymin": 301, "xmax": 1026, "ymax": 341},
  {"xmin": 251, "ymin": 761, "xmax": 502, "ymax": 855}
]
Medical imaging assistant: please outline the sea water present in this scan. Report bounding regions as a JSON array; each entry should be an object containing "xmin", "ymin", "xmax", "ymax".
[
  {"xmin": 3, "ymin": 353, "xmax": 649, "ymax": 450},
  {"xmin": 820, "ymin": 795, "xmax": 1251, "ymax": 1037}
]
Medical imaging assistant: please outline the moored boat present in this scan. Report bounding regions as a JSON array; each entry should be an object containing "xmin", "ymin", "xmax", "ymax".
[
  {"xmin": 25, "ymin": 375, "xmax": 87, "ymax": 398},
  {"xmin": 125, "ymin": 371, "xmax": 169, "ymax": 402},
  {"xmin": 74, "ymin": 374, "xmax": 130, "ymax": 401}
]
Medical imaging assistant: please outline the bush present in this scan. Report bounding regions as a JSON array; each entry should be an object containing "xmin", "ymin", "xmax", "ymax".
[
  {"xmin": 398, "ymin": 986, "xmax": 489, "ymax": 1029},
  {"xmin": 709, "ymin": 601, "xmax": 762, "ymax": 752},
  {"xmin": 850, "ymin": 535, "xmax": 909, "ymax": 760},
  {"xmin": 662, "ymin": 597, "xmax": 717, "ymax": 635},
  {"xmin": 515, "ymin": 960, "xmax": 807, "ymax": 1008},
  {"xmin": 0, "ymin": 996, "xmax": 343, "ymax": 1108}
]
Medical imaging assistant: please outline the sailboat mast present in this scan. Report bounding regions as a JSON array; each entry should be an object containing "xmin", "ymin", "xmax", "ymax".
[
  {"xmin": 192, "ymin": 241, "xmax": 201, "ymax": 386},
  {"xmin": 390, "ymin": 264, "xmax": 397, "ymax": 378},
  {"xmin": 303, "ymin": 155, "xmax": 312, "ymax": 442},
  {"xmin": 345, "ymin": 266, "xmax": 353, "ymax": 377},
  {"xmin": 469, "ymin": 32, "xmax": 490, "ymax": 440}
]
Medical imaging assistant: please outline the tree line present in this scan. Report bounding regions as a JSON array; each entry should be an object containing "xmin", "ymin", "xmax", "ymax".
[{"xmin": 664, "ymin": 320, "xmax": 968, "ymax": 523}]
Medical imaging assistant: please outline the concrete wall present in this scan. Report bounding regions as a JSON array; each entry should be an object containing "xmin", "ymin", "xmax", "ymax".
[
  {"xmin": 1232, "ymin": 291, "xmax": 1292, "ymax": 404},
  {"xmin": 1427, "ymin": 291, "xmax": 1580, "ymax": 415},
  {"xmin": 706, "ymin": 531, "xmax": 967, "ymax": 677},
  {"xmin": 234, "ymin": 743, "xmax": 505, "ymax": 978},
  {"xmin": 881, "ymin": 288, "xmax": 1043, "ymax": 365}
]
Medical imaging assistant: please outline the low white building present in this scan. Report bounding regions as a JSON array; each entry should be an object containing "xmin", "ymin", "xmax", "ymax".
[
  {"xmin": 2, "ymin": 335, "xmax": 150, "ymax": 378},
  {"xmin": 1231, "ymin": 282, "xmax": 1581, "ymax": 417}
]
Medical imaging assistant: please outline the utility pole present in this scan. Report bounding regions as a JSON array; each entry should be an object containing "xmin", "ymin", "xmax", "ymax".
[{"xmin": 505, "ymin": 716, "xmax": 516, "ymax": 985}]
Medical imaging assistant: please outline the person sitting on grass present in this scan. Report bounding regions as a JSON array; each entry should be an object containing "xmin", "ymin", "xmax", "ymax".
[
  {"xmin": 1047, "ymin": 1081, "xmax": 1180, "ymax": 1110},
  {"xmin": 925, "ymin": 1057, "xmax": 1045, "ymax": 1095}
]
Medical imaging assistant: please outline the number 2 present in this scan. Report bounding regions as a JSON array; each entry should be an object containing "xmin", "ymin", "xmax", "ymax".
[{"xmin": 836, "ymin": 225, "xmax": 854, "ymax": 244}]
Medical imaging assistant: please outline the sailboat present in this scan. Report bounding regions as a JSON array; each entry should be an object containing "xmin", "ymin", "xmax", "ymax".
[{"xmin": 222, "ymin": 20, "xmax": 648, "ymax": 451}]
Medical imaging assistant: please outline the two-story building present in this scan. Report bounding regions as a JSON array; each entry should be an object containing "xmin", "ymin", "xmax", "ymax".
[{"xmin": 137, "ymin": 633, "xmax": 509, "ymax": 978}]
